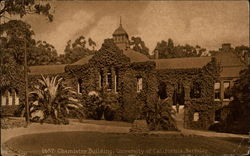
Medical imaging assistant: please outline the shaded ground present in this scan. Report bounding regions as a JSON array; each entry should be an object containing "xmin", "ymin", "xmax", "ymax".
[
  {"xmin": 1, "ymin": 118, "xmax": 249, "ymax": 156},
  {"xmin": 4, "ymin": 131, "xmax": 248, "ymax": 156}
]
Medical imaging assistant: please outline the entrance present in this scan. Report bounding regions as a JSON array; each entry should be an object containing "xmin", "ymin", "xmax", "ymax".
[{"xmin": 172, "ymin": 83, "xmax": 185, "ymax": 113}]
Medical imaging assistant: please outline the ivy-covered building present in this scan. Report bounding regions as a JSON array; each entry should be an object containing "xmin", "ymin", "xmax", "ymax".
[{"xmin": 1, "ymin": 23, "xmax": 247, "ymax": 130}]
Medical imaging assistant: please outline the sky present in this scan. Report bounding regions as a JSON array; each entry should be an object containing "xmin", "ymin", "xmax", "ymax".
[{"xmin": 19, "ymin": 0, "xmax": 249, "ymax": 55}]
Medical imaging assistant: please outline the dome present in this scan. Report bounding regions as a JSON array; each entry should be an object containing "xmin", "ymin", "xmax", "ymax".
[{"xmin": 113, "ymin": 24, "xmax": 128, "ymax": 36}]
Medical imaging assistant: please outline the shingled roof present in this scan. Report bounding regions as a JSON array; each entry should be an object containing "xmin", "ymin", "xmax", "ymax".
[
  {"xmin": 152, "ymin": 57, "xmax": 212, "ymax": 69},
  {"xmin": 220, "ymin": 66, "xmax": 246, "ymax": 78},
  {"xmin": 28, "ymin": 64, "xmax": 67, "ymax": 75},
  {"xmin": 123, "ymin": 48, "xmax": 149, "ymax": 62},
  {"xmin": 71, "ymin": 55, "xmax": 93, "ymax": 65}
]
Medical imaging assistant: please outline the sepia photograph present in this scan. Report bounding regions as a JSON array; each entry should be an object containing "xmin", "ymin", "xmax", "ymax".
[{"xmin": 0, "ymin": 0, "xmax": 249, "ymax": 155}]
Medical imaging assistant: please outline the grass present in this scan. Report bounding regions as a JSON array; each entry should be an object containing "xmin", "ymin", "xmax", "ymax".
[{"xmin": 4, "ymin": 131, "xmax": 248, "ymax": 156}]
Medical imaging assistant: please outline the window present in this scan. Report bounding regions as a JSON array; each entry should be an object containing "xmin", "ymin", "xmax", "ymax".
[
  {"xmin": 193, "ymin": 112, "xmax": 199, "ymax": 121},
  {"xmin": 77, "ymin": 79, "xmax": 83, "ymax": 94},
  {"xmin": 8, "ymin": 90, "xmax": 12, "ymax": 105},
  {"xmin": 223, "ymin": 81, "xmax": 230, "ymax": 100},
  {"xmin": 190, "ymin": 81, "xmax": 201, "ymax": 98},
  {"xmin": 214, "ymin": 82, "xmax": 221, "ymax": 101},
  {"xmin": 99, "ymin": 70, "xmax": 104, "ymax": 89},
  {"xmin": 1, "ymin": 90, "xmax": 7, "ymax": 106},
  {"xmin": 14, "ymin": 90, "xmax": 19, "ymax": 105},
  {"xmin": 115, "ymin": 70, "xmax": 119, "ymax": 93},
  {"xmin": 107, "ymin": 69, "xmax": 112, "ymax": 90},
  {"xmin": 137, "ymin": 77, "xmax": 143, "ymax": 92}
]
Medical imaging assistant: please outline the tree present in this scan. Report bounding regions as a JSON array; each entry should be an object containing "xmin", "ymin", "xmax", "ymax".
[
  {"xmin": 88, "ymin": 37, "xmax": 96, "ymax": 51},
  {"xmin": 223, "ymin": 66, "xmax": 250, "ymax": 134},
  {"xmin": 0, "ymin": 20, "xmax": 59, "ymax": 66},
  {"xmin": 144, "ymin": 98, "xmax": 177, "ymax": 131},
  {"xmin": 62, "ymin": 36, "xmax": 97, "ymax": 64},
  {"xmin": 130, "ymin": 36, "xmax": 150, "ymax": 57},
  {"xmin": 29, "ymin": 75, "xmax": 84, "ymax": 124},
  {"xmin": 0, "ymin": 0, "xmax": 53, "ymax": 22},
  {"xmin": 29, "ymin": 40, "xmax": 58, "ymax": 66},
  {"xmin": 152, "ymin": 38, "xmax": 207, "ymax": 59}
]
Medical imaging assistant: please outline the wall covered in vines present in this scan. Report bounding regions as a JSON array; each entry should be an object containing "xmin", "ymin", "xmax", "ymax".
[
  {"xmin": 156, "ymin": 57, "xmax": 221, "ymax": 129},
  {"xmin": 2, "ymin": 38, "xmax": 221, "ymax": 131}
]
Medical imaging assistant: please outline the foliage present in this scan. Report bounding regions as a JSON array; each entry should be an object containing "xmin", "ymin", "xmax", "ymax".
[
  {"xmin": 1, "ymin": 117, "xmax": 26, "ymax": 129},
  {"xmin": 84, "ymin": 94, "xmax": 103, "ymax": 120},
  {"xmin": 144, "ymin": 98, "xmax": 177, "ymax": 131},
  {"xmin": 130, "ymin": 36, "xmax": 150, "ymax": 57},
  {"xmin": 83, "ymin": 88, "xmax": 119, "ymax": 121},
  {"xmin": 29, "ymin": 40, "xmax": 59, "ymax": 65},
  {"xmin": 218, "ymin": 66, "xmax": 250, "ymax": 134},
  {"xmin": 0, "ymin": 20, "xmax": 59, "ymax": 66},
  {"xmin": 29, "ymin": 75, "xmax": 84, "ymax": 124},
  {"xmin": 0, "ymin": 0, "xmax": 53, "ymax": 21},
  {"xmin": 60, "ymin": 36, "xmax": 97, "ymax": 64},
  {"xmin": 153, "ymin": 38, "xmax": 207, "ymax": 59}
]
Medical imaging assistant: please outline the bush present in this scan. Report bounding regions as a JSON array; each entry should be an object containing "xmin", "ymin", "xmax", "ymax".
[
  {"xmin": 1, "ymin": 117, "xmax": 26, "ymax": 129},
  {"xmin": 145, "ymin": 98, "xmax": 178, "ymax": 131},
  {"xmin": 104, "ymin": 106, "xmax": 115, "ymax": 121},
  {"xmin": 84, "ymin": 94, "xmax": 104, "ymax": 120}
]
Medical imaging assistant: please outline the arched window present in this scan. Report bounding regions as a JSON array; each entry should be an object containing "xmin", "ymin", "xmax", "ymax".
[
  {"xmin": 107, "ymin": 68, "xmax": 112, "ymax": 90},
  {"xmin": 77, "ymin": 79, "xmax": 83, "ymax": 94},
  {"xmin": 14, "ymin": 90, "xmax": 20, "ymax": 105},
  {"xmin": 190, "ymin": 81, "xmax": 201, "ymax": 98},
  {"xmin": 1, "ymin": 90, "xmax": 7, "ymax": 106},
  {"xmin": 7, "ymin": 90, "xmax": 13, "ymax": 105},
  {"xmin": 99, "ymin": 70, "xmax": 104, "ymax": 89}
]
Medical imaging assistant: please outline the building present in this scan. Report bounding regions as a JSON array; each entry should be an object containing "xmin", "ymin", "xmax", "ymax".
[{"xmin": 0, "ymin": 22, "xmax": 247, "ymax": 130}]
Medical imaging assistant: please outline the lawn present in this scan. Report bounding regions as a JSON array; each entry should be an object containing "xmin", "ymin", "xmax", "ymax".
[{"xmin": 4, "ymin": 131, "xmax": 248, "ymax": 156}]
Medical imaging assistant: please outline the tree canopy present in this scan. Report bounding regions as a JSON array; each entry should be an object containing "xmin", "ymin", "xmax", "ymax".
[
  {"xmin": 130, "ymin": 36, "xmax": 150, "ymax": 57},
  {"xmin": 152, "ymin": 38, "xmax": 207, "ymax": 59},
  {"xmin": 60, "ymin": 36, "xmax": 97, "ymax": 64},
  {"xmin": 0, "ymin": 20, "xmax": 59, "ymax": 66},
  {"xmin": 0, "ymin": 0, "xmax": 53, "ymax": 22}
]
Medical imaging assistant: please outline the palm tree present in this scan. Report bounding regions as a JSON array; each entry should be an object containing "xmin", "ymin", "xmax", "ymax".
[{"xmin": 29, "ymin": 75, "xmax": 84, "ymax": 124}]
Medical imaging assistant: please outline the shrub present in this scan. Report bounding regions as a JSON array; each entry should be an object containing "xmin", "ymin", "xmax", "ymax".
[
  {"xmin": 1, "ymin": 117, "xmax": 26, "ymax": 129},
  {"xmin": 145, "ymin": 98, "xmax": 178, "ymax": 131}
]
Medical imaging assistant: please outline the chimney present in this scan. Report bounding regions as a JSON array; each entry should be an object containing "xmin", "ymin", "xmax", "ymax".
[{"xmin": 220, "ymin": 43, "xmax": 232, "ymax": 52}]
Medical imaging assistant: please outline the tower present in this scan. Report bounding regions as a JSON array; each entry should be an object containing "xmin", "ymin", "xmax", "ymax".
[{"xmin": 112, "ymin": 17, "xmax": 129, "ymax": 50}]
